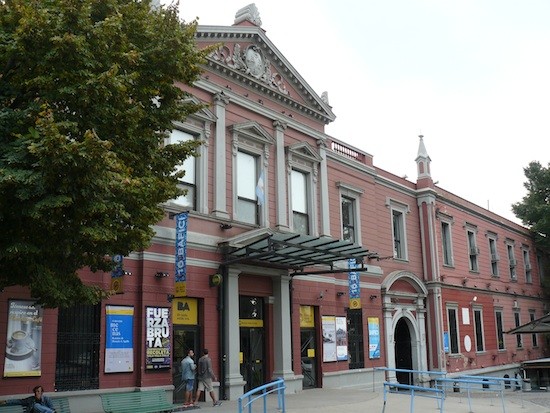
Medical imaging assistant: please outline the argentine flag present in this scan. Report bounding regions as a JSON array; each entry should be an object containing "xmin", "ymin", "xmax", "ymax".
[{"xmin": 255, "ymin": 170, "xmax": 265, "ymax": 205}]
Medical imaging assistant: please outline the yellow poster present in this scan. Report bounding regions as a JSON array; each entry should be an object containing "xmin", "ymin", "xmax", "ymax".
[
  {"xmin": 172, "ymin": 298, "xmax": 197, "ymax": 325},
  {"xmin": 300, "ymin": 306, "xmax": 315, "ymax": 328}
]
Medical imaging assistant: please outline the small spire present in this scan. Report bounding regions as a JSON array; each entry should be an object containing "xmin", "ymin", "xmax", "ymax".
[
  {"xmin": 417, "ymin": 134, "xmax": 429, "ymax": 158},
  {"xmin": 415, "ymin": 134, "xmax": 432, "ymax": 180}
]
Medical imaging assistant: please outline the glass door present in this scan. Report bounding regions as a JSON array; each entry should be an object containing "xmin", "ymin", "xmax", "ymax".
[
  {"xmin": 240, "ymin": 327, "xmax": 264, "ymax": 392},
  {"xmin": 300, "ymin": 328, "xmax": 317, "ymax": 388}
]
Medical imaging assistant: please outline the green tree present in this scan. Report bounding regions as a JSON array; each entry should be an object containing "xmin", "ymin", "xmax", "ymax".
[
  {"xmin": 512, "ymin": 161, "xmax": 550, "ymax": 250},
  {"xmin": 0, "ymin": 0, "xmax": 208, "ymax": 307}
]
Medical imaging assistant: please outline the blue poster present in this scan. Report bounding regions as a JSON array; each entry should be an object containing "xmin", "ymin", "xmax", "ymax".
[
  {"xmin": 175, "ymin": 212, "xmax": 189, "ymax": 296},
  {"xmin": 368, "ymin": 317, "xmax": 381, "ymax": 359},
  {"xmin": 105, "ymin": 305, "xmax": 134, "ymax": 373}
]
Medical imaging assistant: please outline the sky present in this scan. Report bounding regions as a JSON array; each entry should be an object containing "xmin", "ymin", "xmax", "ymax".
[{"xmin": 175, "ymin": 0, "xmax": 550, "ymax": 224}]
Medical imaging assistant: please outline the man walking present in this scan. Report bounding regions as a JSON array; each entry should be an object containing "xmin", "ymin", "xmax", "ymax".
[
  {"xmin": 181, "ymin": 349, "xmax": 196, "ymax": 408},
  {"xmin": 194, "ymin": 349, "xmax": 222, "ymax": 407}
]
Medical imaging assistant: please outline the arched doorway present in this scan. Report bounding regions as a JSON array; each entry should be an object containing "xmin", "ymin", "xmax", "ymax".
[{"xmin": 394, "ymin": 318, "xmax": 413, "ymax": 384}]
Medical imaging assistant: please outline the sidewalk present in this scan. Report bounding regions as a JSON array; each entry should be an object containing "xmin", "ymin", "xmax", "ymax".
[{"xmin": 189, "ymin": 387, "xmax": 550, "ymax": 413}]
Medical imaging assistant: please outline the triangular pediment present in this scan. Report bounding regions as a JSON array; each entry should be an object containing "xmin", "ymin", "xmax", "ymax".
[
  {"xmin": 183, "ymin": 96, "xmax": 216, "ymax": 122},
  {"xmin": 229, "ymin": 121, "xmax": 274, "ymax": 145},
  {"xmin": 195, "ymin": 25, "xmax": 335, "ymax": 125},
  {"xmin": 286, "ymin": 141, "xmax": 322, "ymax": 163}
]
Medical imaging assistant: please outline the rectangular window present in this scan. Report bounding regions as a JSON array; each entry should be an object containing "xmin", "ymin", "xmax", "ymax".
[
  {"xmin": 236, "ymin": 151, "xmax": 259, "ymax": 225},
  {"xmin": 538, "ymin": 252, "xmax": 545, "ymax": 286},
  {"xmin": 508, "ymin": 244, "xmax": 517, "ymax": 280},
  {"xmin": 292, "ymin": 170, "xmax": 309, "ymax": 235},
  {"xmin": 341, "ymin": 196, "xmax": 356, "ymax": 242},
  {"xmin": 169, "ymin": 129, "xmax": 196, "ymax": 209},
  {"xmin": 489, "ymin": 237, "xmax": 499, "ymax": 276},
  {"xmin": 474, "ymin": 308, "xmax": 484, "ymax": 352},
  {"xmin": 392, "ymin": 210, "xmax": 405, "ymax": 259},
  {"xmin": 514, "ymin": 311, "xmax": 523, "ymax": 348},
  {"xmin": 524, "ymin": 249, "xmax": 532, "ymax": 284},
  {"xmin": 495, "ymin": 310, "xmax": 505, "ymax": 350},
  {"xmin": 467, "ymin": 230, "xmax": 479, "ymax": 272},
  {"xmin": 447, "ymin": 307, "xmax": 460, "ymax": 354},
  {"xmin": 530, "ymin": 311, "xmax": 538, "ymax": 347},
  {"xmin": 441, "ymin": 221, "xmax": 453, "ymax": 266}
]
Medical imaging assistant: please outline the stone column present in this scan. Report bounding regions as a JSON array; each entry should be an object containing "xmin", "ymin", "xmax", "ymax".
[
  {"xmin": 272, "ymin": 275, "xmax": 294, "ymax": 378},
  {"xmin": 212, "ymin": 93, "xmax": 230, "ymax": 219},
  {"xmin": 224, "ymin": 267, "xmax": 245, "ymax": 399},
  {"xmin": 317, "ymin": 139, "xmax": 331, "ymax": 237},
  {"xmin": 273, "ymin": 120, "xmax": 289, "ymax": 231},
  {"xmin": 383, "ymin": 298, "xmax": 397, "ymax": 383}
]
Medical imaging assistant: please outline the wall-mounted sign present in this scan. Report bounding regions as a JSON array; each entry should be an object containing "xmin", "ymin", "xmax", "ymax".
[
  {"xmin": 105, "ymin": 305, "xmax": 134, "ymax": 373},
  {"xmin": 3, "ymin": 300, "xmax": 43, "ymax": 377},
  {"xmin": 172, "ymin": 298, "xmax": 198, "ymax": 325},
  {"xmin": 145, "ymin": 307, "xmax": 171, "ymax": 370},
  {"xmin": 368, "ymin": 317, "xmax": 381, "ymax": 359}
]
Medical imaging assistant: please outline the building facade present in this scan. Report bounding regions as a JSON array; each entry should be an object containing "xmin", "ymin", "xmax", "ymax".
[{"xmin": 0, "ymin": 4, "xmax": 547, "ymax": 409}]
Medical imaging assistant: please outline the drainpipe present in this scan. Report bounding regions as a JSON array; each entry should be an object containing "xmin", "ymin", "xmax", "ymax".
[{"xmin": 219, "ymin": 264, "xmax": 227, "ymax": 400}]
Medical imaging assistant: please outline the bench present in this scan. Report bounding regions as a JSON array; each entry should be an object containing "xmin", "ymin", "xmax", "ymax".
[
  {"xmin": 0, "ymin": 405, "xmax": 26, "ymax": 413},
  {"xmin": 51, "ymin": 397, "xmax": 71, "ymax": 413},
  {"xmin": 0, "ymin": 397, "xmax": 70, "ymax": 413},
  {"xmin": 101, "ymin": 390, "xmax": 179, "ymax": 413}
]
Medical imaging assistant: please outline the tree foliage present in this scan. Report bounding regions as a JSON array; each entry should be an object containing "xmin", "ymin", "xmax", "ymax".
[
  {"xmin": 0, "ymin": 0, "xmax": 208, "ymax": 307},
  {"xmin": 512, "ymin": 161, "xmax": 550, "ymax": 250}
]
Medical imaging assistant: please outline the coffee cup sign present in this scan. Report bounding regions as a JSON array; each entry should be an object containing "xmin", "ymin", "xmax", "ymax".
[{"xmin": 10, "ymin": 330, "xmax": 28, "ymax": 353}]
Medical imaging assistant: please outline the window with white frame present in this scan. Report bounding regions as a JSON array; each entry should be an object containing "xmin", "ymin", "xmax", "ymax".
[
  {"xmin": 495, "ymin": 309, "xmax": 505, "ymax": 350},
  {"xmin": 236, "ymin": 151, "xmax": 260, "ymax": 225},
  {"xmin": 230, "ymin": 122, "xmax": 274, "ymax": 227},
  {"xmin": 473, "ymin": 308, "xmax": 484, "ymax": 352},
  {"xmin": 168, "ymin": 129, "xmax": 197, "ymax": 210},
  {"xmin": 488, "ymin": 236, "xmax": 499, "ymax": 277},
  {"xmin": 530, "ymin": 311, "xmax": 538, "ymax": 347},
  {"xmin": 286, "ymin": 142, "xmax": 321, "ymax": 236},
  {"xmin": 514, "ymin": 311, "xmax": 522, "ymax": 348},
  {"xmin": 387, "ymin": 199, "xmax": 409, "ymax": 260},
  {"xmin": 337, "ymin": 182, "xmax": 363, "ymax": 244},
  {"xmin": 342, "ymin": 196, "xmax": 355, "ymax": 242},
  {"xmin": 466, "ymin": 225, "xmax": 479, "ymax": 272},
  {"xmin": 523, "ymin": 248, "xmax": 532, "ymax": 284},
  {"xmin": 447, "ymin": 306, "xmax": 460, "ymax": 354},
  {"xmin": 441, "ymin": 221, "xmax": 453, "ymax": 266},
  {"xmin": 291, "ymin": 169, "xmax": 309, "ymax": 235},
  {"xmin": 507, "ymin": 242, "xmax": 517, "ymax": 280}
]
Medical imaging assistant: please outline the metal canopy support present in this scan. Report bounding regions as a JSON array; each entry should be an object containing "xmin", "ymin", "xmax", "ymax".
[
  {"xmin": 506, "ymin": 312, "xmax": 550, "ymax": 334},
  {"xmin": 221, "ymin": 231, "xmax": 372, "ymax": 273}
]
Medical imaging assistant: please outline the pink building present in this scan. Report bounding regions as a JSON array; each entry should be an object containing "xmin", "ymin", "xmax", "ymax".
[{"xmin": 0, "ymin": 4, "xmax": 547, "ymax": 409}]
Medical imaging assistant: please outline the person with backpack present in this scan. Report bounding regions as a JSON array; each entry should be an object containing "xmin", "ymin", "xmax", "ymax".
[{"xmin": 193, "ymin": 348, "xmax": 222, "ymax": 407}]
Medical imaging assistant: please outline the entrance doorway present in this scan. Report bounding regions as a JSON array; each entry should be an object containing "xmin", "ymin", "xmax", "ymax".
[
  {"xmin": 173, "ymin": 326, "xmax": 200, "ymax": 403},
  {"xmin": 240, "ymin": 327, "xmax": 264, "ymax": 392},
  {"xmin": 394, "ymin": 318, "xmax": 412, "ymax": 385},
  {"xmin": 300, "ymin": 329, "xmax": 317, "ymax": 388},
  {"xmin": 239, "ymin": 295, "xmax": 265, "ymax": 392}
]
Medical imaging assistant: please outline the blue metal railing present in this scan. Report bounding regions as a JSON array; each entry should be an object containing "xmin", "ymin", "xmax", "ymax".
[
  {"xmin": 237, "ymin": 378, "xmax": 286, "ymax": 413},
  {"xmin": 382, "ymin": 381, "xmax": 445, "ymax": 413},
  {"xmin": 375, "ymin": 367, "xmax": 526, "ymax": 413}
]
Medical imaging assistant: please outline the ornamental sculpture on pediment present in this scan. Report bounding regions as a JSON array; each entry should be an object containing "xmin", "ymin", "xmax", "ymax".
[{"xmin": 210, "ymin": 44, "xmax": 288, "ymax": 96}]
